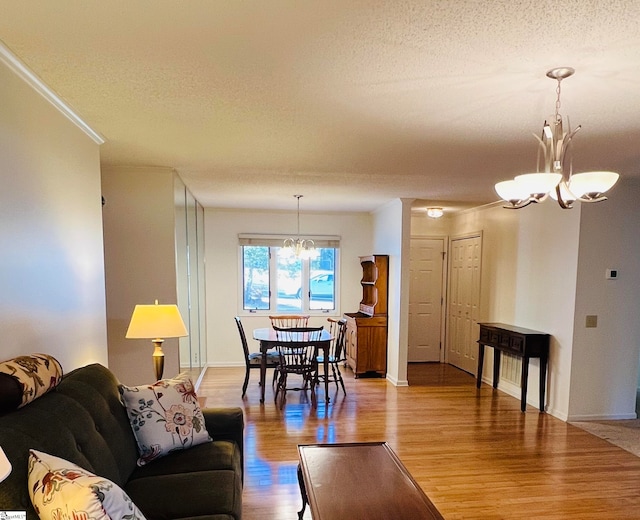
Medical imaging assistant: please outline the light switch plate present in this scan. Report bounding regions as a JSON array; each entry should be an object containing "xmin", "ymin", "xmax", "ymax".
[{"xmin": 586, "ymin": 315, "xmax": 598, "ymax": 328}]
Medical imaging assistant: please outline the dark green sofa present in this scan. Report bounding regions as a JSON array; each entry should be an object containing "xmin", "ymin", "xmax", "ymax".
[{"xmin": 0, "ymin": 363, "xmax": 244, "ymax": 520}]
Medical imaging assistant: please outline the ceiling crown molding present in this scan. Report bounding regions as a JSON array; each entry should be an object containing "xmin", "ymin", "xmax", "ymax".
[{"xmin": 0, "ymin": 39, "xmax": 104, "ymax": 145}]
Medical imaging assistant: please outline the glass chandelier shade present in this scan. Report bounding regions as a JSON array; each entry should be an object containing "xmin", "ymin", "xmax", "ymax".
[
  {"xmin": 565, "ymin": 171, "xmax": 619, "ymax": 200},
  {"xmin": 283, "ymin": 237, "xmax": 317, "ymax": 259},
  {"xmin": 514, "ymin": 173, "xmax": 563, "ymax": 200},
  {"xmin": 283, "ymin": 195, "xmax": 318, "ymax": 259},
  {"xmin": 495, "ymin": 67, "xmax": 619, "ymax": 209},
  {"xmin": 494, "ymin": 179, "xmax": 532, "ymax": 203},
  {"xmin": 548, "ymin": 180, "xmax": 576, "ymax": 204}
]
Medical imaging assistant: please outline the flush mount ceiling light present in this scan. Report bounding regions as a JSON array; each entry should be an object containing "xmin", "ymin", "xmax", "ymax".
[
  {"xmin": 426, "ymin": 207, "xmax": 444, "ymax": 218},
  {"xmin": 495, "ymin": 67, "xmax": 619, "ymax": 209},
  {"xmin": 283, "ymin": 195, "xmax": 318, "ymax": 259}
]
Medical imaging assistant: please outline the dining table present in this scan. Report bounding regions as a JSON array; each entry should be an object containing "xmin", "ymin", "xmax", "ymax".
[{"xmin": 252, "ymin": 327, "xmax": 333, "ymax": 405}]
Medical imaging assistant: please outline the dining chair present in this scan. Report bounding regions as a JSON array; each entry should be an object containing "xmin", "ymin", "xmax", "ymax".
[
  {"xmin": 269, "ymin": 315, "xmax": 310, "ymax": 328},
  {"xmin": 316, "ymin": 317, "xmax": 347, "ymax": 395},
  {"xmin": 273, "ymin": 326, "xmax": 323, "ymax": 409},
  {"xmin": 234, "ymin": 316, "xmax": 280, "ymax": 398}
]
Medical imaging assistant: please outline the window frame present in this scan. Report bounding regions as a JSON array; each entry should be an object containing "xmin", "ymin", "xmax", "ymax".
[{"xmin": 237, "ymin": 234, "xmax": 340, "ymax": 316}]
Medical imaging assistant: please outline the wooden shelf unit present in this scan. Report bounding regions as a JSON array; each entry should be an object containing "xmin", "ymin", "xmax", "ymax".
[{"xmin": 344, "ymin": 255, "xmax": 389, "ymax": 377}]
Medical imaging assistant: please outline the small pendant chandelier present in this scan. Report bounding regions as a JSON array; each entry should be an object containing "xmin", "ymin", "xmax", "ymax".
[
  {"xmin": 495, "ymin": 67, "xmax": 619, "ymax": 209},
  {"xmin": 283, "ymin": 195, "xmax": 317, "ymax": 259}
]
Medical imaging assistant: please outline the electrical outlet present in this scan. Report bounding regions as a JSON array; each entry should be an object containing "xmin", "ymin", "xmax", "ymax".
[{"xmin": 586, "ymin": 315, "xmax": 598, "ymax": 328}]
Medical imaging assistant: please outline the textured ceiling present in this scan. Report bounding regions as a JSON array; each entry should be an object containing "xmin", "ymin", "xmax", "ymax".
[{"xmin": 1, "ymin": 1, "xmax": 639, "ymax": 212}]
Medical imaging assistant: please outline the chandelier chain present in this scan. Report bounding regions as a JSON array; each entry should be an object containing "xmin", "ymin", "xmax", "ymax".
[
  {"xmin": 295, "ymin": 194, "xmax": 302, "ymax": 236},
  {"xmin": 554, "ymin": 79, "xmax": 562, "ymax": 123}
]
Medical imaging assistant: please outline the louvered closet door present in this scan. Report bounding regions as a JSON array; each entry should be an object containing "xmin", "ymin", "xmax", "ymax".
[{"xmin": 447, "ymin": 235, "xmax": 481, "ymax": 375}]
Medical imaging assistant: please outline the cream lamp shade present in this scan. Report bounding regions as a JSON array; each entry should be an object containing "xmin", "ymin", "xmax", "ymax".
[
  {"xmin": 0, "ymin": 446, "xmax": 11, "ymax": 482},
  {"xmin": 126, "ymin": 300, "xmax": 188, "ymax": 380}
]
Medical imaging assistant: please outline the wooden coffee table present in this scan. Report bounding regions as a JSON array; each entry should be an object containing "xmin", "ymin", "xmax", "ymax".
[{"xmin": 297, "ymin": 442, "xmax": 443, "ymax": 519}]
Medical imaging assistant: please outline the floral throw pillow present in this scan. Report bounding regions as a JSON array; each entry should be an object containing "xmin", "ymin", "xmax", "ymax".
[
  {"xmin": 28, "ymin": 449, "xmax": 146, "ymax": 520},
  {"xmin": 119, "ymin": 373, "xmax": 211, "ymax": 466},
  {"xmin": 0, "ymin": 353, "xmax": 63, "ymax": 413}
]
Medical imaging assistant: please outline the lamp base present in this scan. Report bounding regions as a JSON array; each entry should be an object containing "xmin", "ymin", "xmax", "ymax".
[{"xmin": 152, "ymin": 340, "xmax": 165, "ymax": 381}]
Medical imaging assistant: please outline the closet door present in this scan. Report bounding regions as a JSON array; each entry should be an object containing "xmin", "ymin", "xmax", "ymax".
[
  {"xmin": 408, "ymin": 237, "xmax": 445, "ymax": 362},
  {"xmin": 447, "ymin": 235, "xmax": 481, "ymax": 374},
  {"xmin": 186, "ymin": 191, "xmax": 201, "ymax": 369},
  {"xmin": 175, "ymin": 179, "xmax": 191, "ymax": 372},
  {"xmin": 175, "ymin": 179, "xmax": 206, "ymax": 378}
]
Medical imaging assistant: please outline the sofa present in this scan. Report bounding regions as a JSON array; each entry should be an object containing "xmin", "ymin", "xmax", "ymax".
[{"xmin": 0, "ymin": 362, "xmax": 244, "ymax": 520}]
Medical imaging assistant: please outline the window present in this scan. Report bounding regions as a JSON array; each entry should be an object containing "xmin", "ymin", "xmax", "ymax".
[
  {"xmin": 242, "ymin": 246, "xmax": 270, "ymax": 310},
  {"xmin": 240, "ymin": 239, "xmax": 339, "ymax": 314}
]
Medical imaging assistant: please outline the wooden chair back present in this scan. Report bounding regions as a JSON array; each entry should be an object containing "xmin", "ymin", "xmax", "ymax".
[
  {"xmin": 235, "ymin": 316, "xmax": 279, "ymax": 398},
  {"xmin": 273, "ymin": 325, "xmax": 324, "ymax": 343},
  {"xmin": 269, "ymin": 315, "xmax": 310, "ymax": 328},
  {"xmin": 327, "ymin": 317, "xmax": 347, "ymax": 361},
  {"xmin": 234, "ymin": 316, "xmax": 251, "ymax": 364},
  {"xmin": 272, "ymin": 325, "xmax": 324, "ymax": 408}
]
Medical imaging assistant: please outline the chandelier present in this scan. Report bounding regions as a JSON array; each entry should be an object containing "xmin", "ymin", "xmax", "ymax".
[
  {"xmin": 495, "ymin": 67, "xmax": 619, "ymax": 209},
  {"xmin": 283, "ymin": 195, "xmax": 317, "ymax": 259}
]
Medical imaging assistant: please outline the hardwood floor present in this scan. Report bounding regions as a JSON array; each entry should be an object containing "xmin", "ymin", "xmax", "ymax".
[{"xmin": 199, "ymin": 363, "xmax": 640, "ymax": 519}]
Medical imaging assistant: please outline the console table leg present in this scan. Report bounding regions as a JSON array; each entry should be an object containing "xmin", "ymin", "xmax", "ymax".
[
  {"xmin": 539, "ymin": 354, "xmax": 548, "ymax": 412},
  {"xmin": 476, "ymin": 344, "xmax": 485, "ymax": 388},
  {"xmin": 492, "ymin": 349, "xmax": 500, "ymax": 389},
  {"xmin": 520, "ymin": 357, "xmax": 529, "ymax": 412}
]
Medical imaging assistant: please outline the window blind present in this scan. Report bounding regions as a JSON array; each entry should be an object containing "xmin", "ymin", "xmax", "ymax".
[{"xmin": 238, "ymin": 233, "xmax": 340, "ymax": 248}]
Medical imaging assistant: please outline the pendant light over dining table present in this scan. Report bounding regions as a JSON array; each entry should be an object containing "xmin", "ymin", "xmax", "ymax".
[
  {"xmin": 283, "ymin": 195, "xmax": 318, "ymax": 259},
  {"xmin": 495, "ymin": 67, "xmax": 619, "ymax": 209}
]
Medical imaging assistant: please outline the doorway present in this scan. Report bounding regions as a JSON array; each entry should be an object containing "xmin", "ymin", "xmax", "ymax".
[
  {"xmin": 408, "ymin": 237, "xmax": 445, "ymax": 362},
  {"xmin": 446, "ymin": 234, "xmax": 482, "ymax": 375}
]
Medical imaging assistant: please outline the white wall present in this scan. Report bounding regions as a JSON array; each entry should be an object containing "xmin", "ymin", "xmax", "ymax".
[
  {"xmin": 437, "ymin": 205, "xmax": 522, "ymax": 394},
  {"xmin": 101, "ymin": 166, "xmax": 181, "ymax": 385},
  {"xmin": 437, "ymin": 202, "xmax": 581, "ymax": 418},
  {"xmin": 569, "ymin": 177, "xmax": 640, "ymax": 420},
  {"xmin": 204, "ymin": 208, "xmax": 372, "ymax": 366},
  {"xmin": 411, "ymin": 211, "xmax": 450, "ymax": 237},
  {"xmin": 0, "ymin": 56, "xmax": 107, "ymax": 371},
  {"xmin": 513, "ymin": 202, "xmax": 581, "ymax": 419},
  {"xmin": 412, "ymin": 193, "xmax": 640, "ymax": 421},
  {"xmin": 449, "ymin": 204, "xmax": 520, "ymax": 325},
  {"xmin": 372, "ymin": 198, "xmax": 412, "ymax": 386},
  {"xmin": 413, "ymin": 202, "xmax": 578, "ymax": 418}
]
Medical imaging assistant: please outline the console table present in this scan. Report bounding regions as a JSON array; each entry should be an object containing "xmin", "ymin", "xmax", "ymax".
[{"xmin": 476, "ymin": 322, "xmax": 550, "ymax": 412}]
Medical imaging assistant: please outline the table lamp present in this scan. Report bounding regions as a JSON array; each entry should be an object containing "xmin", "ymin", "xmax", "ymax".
[
  {"xmin": 126, "ymin": 300, "xmax": 188, "ymax": 380},
  {"xmin": 0, "ymin": 446, "xmax": 11, "ymax": 482}
]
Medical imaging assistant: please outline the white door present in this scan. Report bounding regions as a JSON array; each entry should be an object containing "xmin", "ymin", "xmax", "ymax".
[
  {"xmin": 408, "ymin": 238, "xmax": 445, "ymax": 362},
  {"xmin": 447, "ymin": 235, "xmax": 482, "ymax": 374}
]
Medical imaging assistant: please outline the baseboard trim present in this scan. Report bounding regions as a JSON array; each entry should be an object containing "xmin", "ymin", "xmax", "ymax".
[
  {"xmin": 568, "ymin": 412, "xmax": 638, "ymax": 422},
  {"xmin": 387, "ymin": 374, "xmax": 409, "ymax": 387}
]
